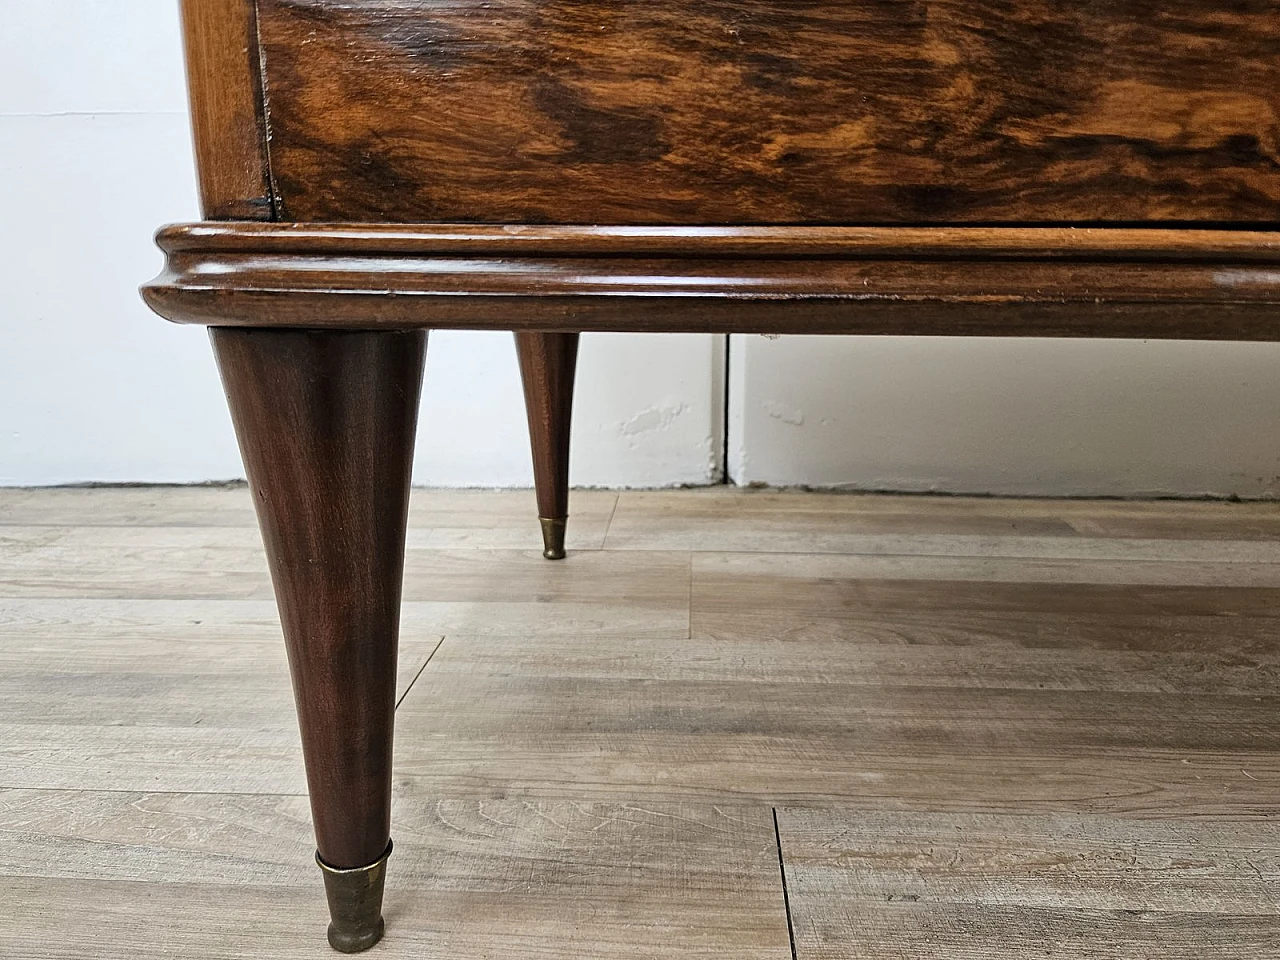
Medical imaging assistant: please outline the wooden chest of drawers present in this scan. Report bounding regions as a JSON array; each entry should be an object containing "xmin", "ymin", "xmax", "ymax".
[{"xmin": 142, "ymin": 0, "xmax": 1280, "ymax": 951}]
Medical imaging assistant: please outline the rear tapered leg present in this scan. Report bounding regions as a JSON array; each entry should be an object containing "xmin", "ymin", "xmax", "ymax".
[
  {"xmin": 514, "ymin": 332, "xmax": 579, "ymax": 559},
  {"xmin": 211, "ymin": 328, "xmax": 427, "ymax": 953}
]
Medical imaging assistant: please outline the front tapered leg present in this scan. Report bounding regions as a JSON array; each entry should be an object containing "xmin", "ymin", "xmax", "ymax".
[
  {"xmin": 211, "ymin": 328, "xmax": 427, "ymax": 952},
  {"xmin": 514, "ymin": 332, "xmax": 579, "ymax": 559}
]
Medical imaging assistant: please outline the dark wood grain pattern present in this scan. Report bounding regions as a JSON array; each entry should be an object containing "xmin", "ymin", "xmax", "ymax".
[
  {"xmin": 147, "ymin": 4, "xmax": 1280, "ymax": 951},
  {"xmin": 144, "ymin": 223, "xmax": 1280, "ymax": 339},
  {"xmin": 179, "ymin": 0, "xmax": 275, "ymax": 220},
  {"xmin": 210, "ymin": 328, "xmax": 427, "ymax": 868},
  {"xmin": 255, "ymin": 0, "xmax": 1280, "ymax": 225},
  {"xmin": 515, "ymin": 332, "xmax": 579, "ymax": 554}
]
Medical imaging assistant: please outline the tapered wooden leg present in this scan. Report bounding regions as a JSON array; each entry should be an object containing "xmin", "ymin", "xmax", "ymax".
[
  {"xmin": 210, "ymin": 327, "xmax": 427, "ymax": 953},
  {"xmin": 514, "ymin": 332, "xmax": 579, "ymax": 559}
]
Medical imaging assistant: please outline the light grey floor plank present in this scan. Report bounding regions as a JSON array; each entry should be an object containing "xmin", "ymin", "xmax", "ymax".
[
  {"xmin": 1, "ymin": 486, "xmax": 1277, "ymax": 957},
  {"xmin": 787, "ymin": 903, "xmax": 1280, "ymax": 960},
  {"xmin": 692, "ymin": 551, "xmax": 1280, "ymax": 589},
  {"xmin": 404, "ymin": 488, "xmax": 618, "ymax": 550},
  {"xmin": 606, "ymin": 488, "xmax": 1280, "ymax": 550},
  {"xmin": 0, "ymin": 596, "xmax": 684, "ymax": 643},
  {"xmin": 777, "ymin": 808, "xmax": 1280, "ymax": 959},
  {"xmin": 419, "ymin": 632, "xmax": 1280, "ymax": 694},
  {"xmin": 0, "ymin": 486, "xmax": 618, "ymax": 544},
  {"xmin": 0, "ymin": 633, "xmax": 439, "ymax": 729},
  {"xmin": 1, "ymin": 796, "xmax": 790, "ymax": 960},
  {"xmin": 0, "ymin": 486, "xmax": 261, "ymax": 528},
  {"xmin": 390, "ymin": 634, "xmax": 1280, "ymax": 812},
  {"xmin": 0, "ymin": 534, "xmax": 690, "ymax": 641},
  {"xmin": 0, "ymin": 598, "xmax": 438, "ymax": 790},
  {"xmin": 694, "ymin": 604, "xmax": 1280, "ymax": 653}
]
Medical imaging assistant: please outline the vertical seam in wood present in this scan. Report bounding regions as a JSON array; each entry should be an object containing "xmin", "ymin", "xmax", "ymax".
[
  {"xmin": 773, "ymin": 808, "xmax": 799, "ymax": 960},
  {"xmin": 250, "ymin": 0, "xmax": 282, "ymax": 221}
]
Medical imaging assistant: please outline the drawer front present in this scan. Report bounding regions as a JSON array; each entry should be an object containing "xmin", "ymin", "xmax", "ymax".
[{"xmin": 257, "ymin": 0, "xmax": 1280, "ymax": 224}]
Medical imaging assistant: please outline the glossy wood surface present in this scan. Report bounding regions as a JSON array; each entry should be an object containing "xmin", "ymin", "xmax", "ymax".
[
  {"xmin": 211, "ymin": 328, "xmax": 427, "ymax": 868},
  {"xmin": 180, "ymin": 0, "xmax": 274, "ymax": 220},
  {"xmin": 147, "ymin": 5, "xmax": 1280, "ymax": 951},
  {"xmin": 144, "ymin": 223, "xmax": 1280, "ymax": 339},
  {"xmin": 254, "ymin": 0, "xmax": 1280, "ymax": 225},
  {"xmin": 153, "ymin": 222, "xmax": 1280, "ymax": 260},
  {"xmin": 515, "ymin": 332, "xmax": 578, "ymax": 524}
]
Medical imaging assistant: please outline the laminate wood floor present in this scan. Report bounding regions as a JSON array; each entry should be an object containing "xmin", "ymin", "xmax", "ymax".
[{"xmin": 0, "ymin": 486, "xmax": 1276, "ymax": 958}]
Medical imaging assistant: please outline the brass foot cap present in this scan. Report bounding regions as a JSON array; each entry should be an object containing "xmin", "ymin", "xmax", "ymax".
[
  {"xmin": 328, "ymin": 915, "xmax": 384, "ymax": 954},
  {"xmin": 539, "ymin": 516, "xmax": 568, "ymax": 560},
  {"xmin": 317, "ymin": 840, "xmax": 392, "ymax": 953}
]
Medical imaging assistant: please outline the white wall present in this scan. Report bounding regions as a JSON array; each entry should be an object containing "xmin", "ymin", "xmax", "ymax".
[
  {"xmin": 4, "ymin": 3, "xmax": 1277, "ymax": 498},
  {"xmin": 0, "ymin": 2, "xmax": 723, "ymax": 489},
  {"xmin": 416, "ymin": 331, "xmax": 724, "ymax": 488},
  {"xmin": 729, "ymin": 336, "xmax": 1280, "ymax": 499}
]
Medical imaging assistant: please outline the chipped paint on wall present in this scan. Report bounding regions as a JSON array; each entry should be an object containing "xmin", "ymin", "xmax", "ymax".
[
  {"xmin": 763, "ymin": 400, "xmax": 805, "ymax": 427},
  {"xmin": 618, "ymin": 402, "xmax": 689, "ymax": 439}
]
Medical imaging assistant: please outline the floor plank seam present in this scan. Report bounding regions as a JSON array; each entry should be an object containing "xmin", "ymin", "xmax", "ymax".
[
  {"xmin": 772, "ymin": 808, "xmax": 798, "ymax": 960},
  {"xmin": 0, "ymin": 786, "xmax": 310, "ymax": 798},
  {"xmin": 396, "ymin": 636, "xmax": 445, "ymax": 709},
  {"xmin": 599, "ymin": 493, "xmax": 621, "ymax": 549},
  {"xmin": 686, "ymin": 553, "xmax": 694, "ymax": 640},
  {"xmin": 6, "ymin": 489, "xmax": 1280, "ymax": 955}
]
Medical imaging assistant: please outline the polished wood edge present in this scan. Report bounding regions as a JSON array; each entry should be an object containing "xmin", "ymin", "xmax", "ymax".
[
  {"xmin": 156, "ymin": 222, "xmax": 1280, "ymax": 261},
  {"xmin": 142, "ymin": 223, "xmax": 1280, "ymax": 339},
  {"xmin": 180, "ymin": 0, "xmax": 275, "ymax": 220}
]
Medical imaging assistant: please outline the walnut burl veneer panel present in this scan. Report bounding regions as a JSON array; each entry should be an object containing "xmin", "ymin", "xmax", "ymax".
[{"xmin": 255, "ymin": 0, "xmax": 1280, "ymax": 225}]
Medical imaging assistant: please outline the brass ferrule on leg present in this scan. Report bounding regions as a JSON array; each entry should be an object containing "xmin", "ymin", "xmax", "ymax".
[
  {"xmin": 539, "ymin": 516, "xmax": 568, "ymax": 560},
  {"xmin": 316, "ymin": 840, "xmax": 392, "ymax": 953}
]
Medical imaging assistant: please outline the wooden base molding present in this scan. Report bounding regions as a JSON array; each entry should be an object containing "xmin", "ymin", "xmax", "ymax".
[{"xmin": 145, "ymin": 223, "xmax": 1280, "ymax": 340}]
